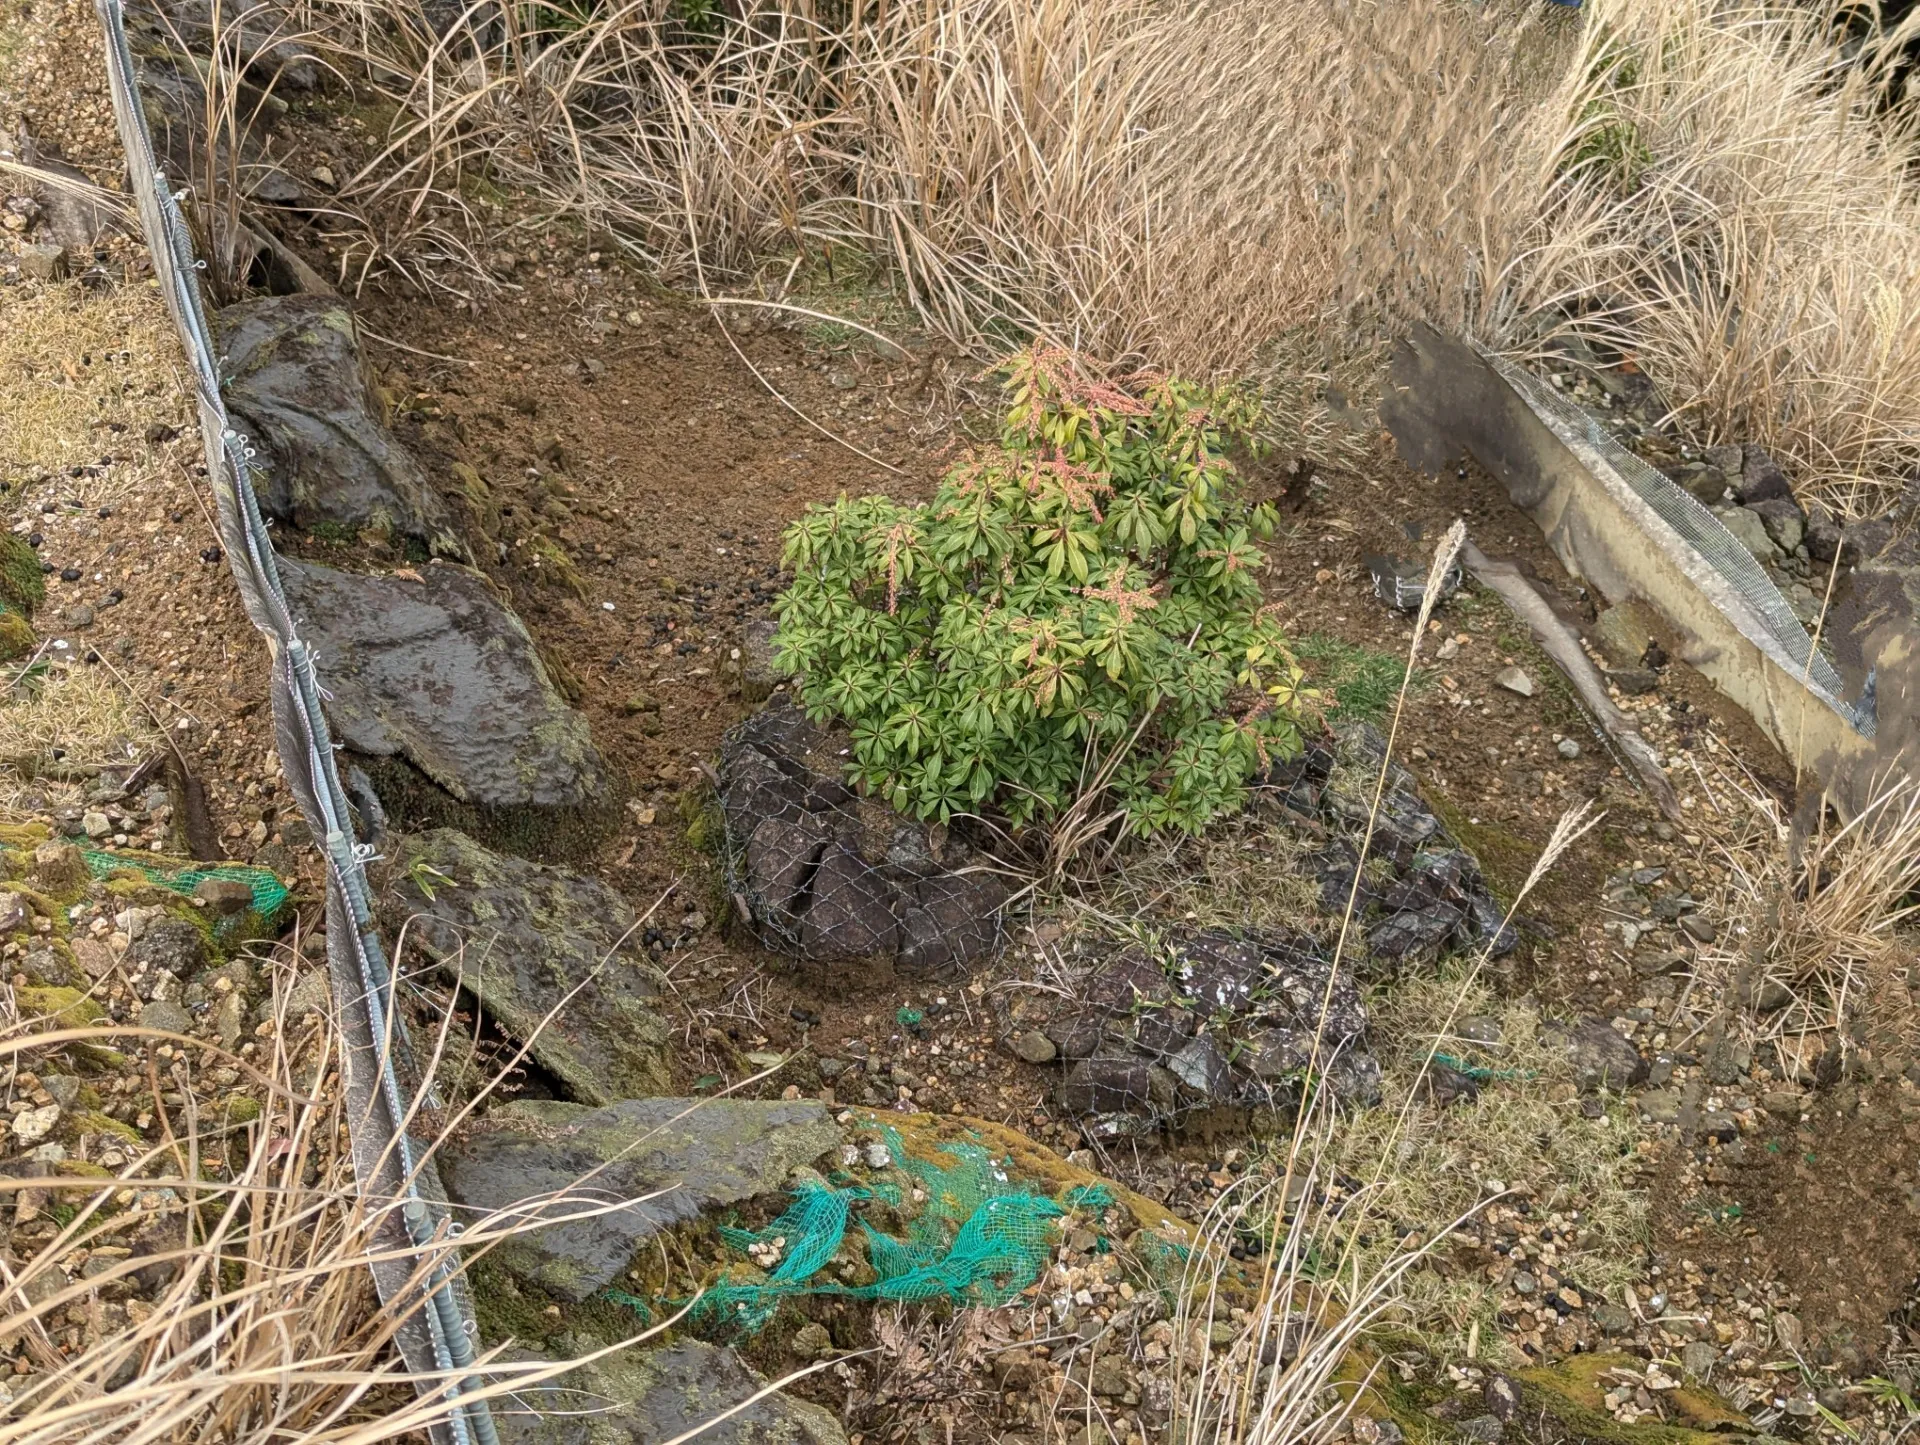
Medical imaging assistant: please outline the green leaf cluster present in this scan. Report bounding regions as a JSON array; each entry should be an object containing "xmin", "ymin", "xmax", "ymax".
[{"xmin": 774, "ymin": 346, "xmax": 1318, "ymax": 838}]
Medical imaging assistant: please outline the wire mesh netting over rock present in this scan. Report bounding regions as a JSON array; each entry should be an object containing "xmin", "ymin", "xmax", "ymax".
[
  {"xmin": 718, "ymin": 699, "xmax": 1011, "ymax": 972},
  {"xmin": 1033, "ymin": 927, "xmax": 1383, "ymax": 1142}
]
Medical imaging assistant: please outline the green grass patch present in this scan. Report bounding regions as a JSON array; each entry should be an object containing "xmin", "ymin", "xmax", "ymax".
[{"xmin": 1295, "ymin": 634, "xmax": 1418, "ymax": 723}]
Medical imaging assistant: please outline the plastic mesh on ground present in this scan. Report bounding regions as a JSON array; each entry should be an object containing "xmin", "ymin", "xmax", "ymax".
[
  {"xmin": 81, "ymin": 847, "xmax": 290, "ymax": 920},
  {"xmin": 613, "ymin": 1127, "xmax": 1117, "ymax": 1335}
]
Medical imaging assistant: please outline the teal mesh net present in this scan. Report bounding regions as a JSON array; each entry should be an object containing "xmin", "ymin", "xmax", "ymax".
[
  {"xmin": 81, "ymin": 848, "xmax": 290, "ymax": 922},
  {"xmin": 613, "ymin": 1126, "xmax": 1117, "ymax": 1335}
]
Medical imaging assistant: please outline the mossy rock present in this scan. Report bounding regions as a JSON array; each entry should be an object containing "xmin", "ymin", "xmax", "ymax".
[
  {"xmin": 1351, "ymin": 1351, "xmax": 1748, "ymax": 1445},
  {"xmin": 0, "ymin": 534, "xmax": 45, "ymax": 616},
  {"xmin": 0, "ymin": 608, "xmax": 34, "ymax": 661},
  {"xmin": 15, "ymin": 986, "xmax": 105, "ymax": 1028},
  {"xmin": 220, "ymin": 1095, "xmax": 262, "ymax": 1125},
  {"xmin": 69, "ymin": 1110, "xmax": 141, "ymax": 1144}
]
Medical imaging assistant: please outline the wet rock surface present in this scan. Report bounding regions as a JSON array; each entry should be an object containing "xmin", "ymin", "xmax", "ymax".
[
  {"xmin": 496, "ymin": 1338, "xmax": 846, "ymax": 1445},
  {"xmin": 441, "ymin": 1097, "xmax": 840, "ymax": 1301},
  {"xmin": 718, "ymin": 699, "xmax": 1009, "ymax": 973},
  {"xmin": 384, "ymin": 828, "xmax": 673, "ymax": 1104},
  {"xmin": 215, "ymin": 295, "xmax": 465, "ymax": 555},
  {"xmin": 280, "ymin": 558, "xmax": 612, "ymax": 830}
]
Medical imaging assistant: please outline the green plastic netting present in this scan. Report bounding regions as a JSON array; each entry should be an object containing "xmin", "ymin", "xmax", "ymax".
[
  {"xmin": 81, "ymin": 848, "xmax": 290, "ymax": 922},
  {"xmin": 611, "ymin": 1126, "xmax": 1119, "ymax": 1335}
]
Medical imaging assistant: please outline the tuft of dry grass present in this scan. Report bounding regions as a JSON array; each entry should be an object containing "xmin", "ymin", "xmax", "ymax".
[
  {"xmin": 294, "ymin": 0, "xmax": 1920, "ymax": 509},
  {"xmin": 0, "ymin": 948, "xmax": 432, "ymax": 1442},
  {"xmin": 1687, "ymin": 761, "xmax": 1920, "ymax": 1053},
  {"xmin": 0, "ymin": 661, "xmax": 155, "ymax": 789}
]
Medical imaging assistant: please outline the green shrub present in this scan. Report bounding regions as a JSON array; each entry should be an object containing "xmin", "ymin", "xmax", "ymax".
[{"xmin": 775, "ymin": 346, "xmax": 1316, "ymax": 838}]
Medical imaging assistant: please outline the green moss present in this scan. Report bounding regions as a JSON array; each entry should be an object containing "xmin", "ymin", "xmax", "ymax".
[
  {"xmin": 0, "ymin": 608, "xmax": 34, "ymax": 661},
  {"xmin": 220, "ymin": 1095, "xmax": 262, "ymax": 1125},
  {"xmin": 0, "ymin": 823, "xmax": 49, "ymax": 848},
  {"xmin": 1350, "ymin": 1350, "xmax": 1740, "ymax": 1445},
  {"xmin": 0, "ymin": 534, "xmax": 45, "ymax": 616},
  {"xmin": 15, "ymin": 986, "xmax": 104, "ymax": 1028},
  {"xmin": 53, "ymin": 1159, "xmax": 113, "ymax": 1180},
  {"xmin": 1415, "ymin": 776, "xmax": 1536, "ymax": 902},
  {"xmin": 71, "ymin": 1110, "xmax": 141, "ymax": 1143},
  {"xmin": 529, "ymin": 535, "xmax": 588, "ymax": 599}
]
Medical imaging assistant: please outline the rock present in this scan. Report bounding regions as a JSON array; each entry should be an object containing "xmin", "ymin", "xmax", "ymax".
[
  {"xmin": 1483, "ymin": 1374, "xmax": 1520, "ymax": 1422},
  {"xmin": 63, "ymin": 603, "xmax": 93, "ymax": 629},
  {"xmin": 495, "ymin": 1338, "xmax": 845, "ymax": 1445},
  {"xmin": 735, "ymin": 617, "xmax": 787, "ymax": 704},
  {"xmin": 1493, "ymin": 666, "xmax": 1534, "ymax": 697},
  {"xmin": 897, "ymin": 870, "xmax": 1009, "ymax": 976},
  {"xmin": 1556, "ymin": 738, "xmax": 1581, "ymax": 759},
  {"xmin": 1011, "ymin": 1031, "xmax": 1057, "ymax": 1065},
  {"xmin": 1737, "ymin": 446, "xmax": 1795, "ymax": 506},
  {"xmin": 17, "ymin": 243, "xmax": 67, "ymax": 281},
  {"xmin": 1605, "ymin": 667, "xmax": 1659, "ymax": 696},
  {"xmin": 1459, "ymin": 1415, "xmax": 1504, "ymax": 1444},
  {"xmin": 1748, "ymin": 497, "xmax": 1805, "ymax": 556},
  {"xmin": 1673, "ymin": 465, "xmax": 1730, "ymax": 508},
  {"xmin": 1679, "ymin": 914, "xmax": 1715, "ymax": 944},
  {"xmin": 385, "ymin": 829, "xmax": 673, "ymax": 1103},
  {"xmin": 1761, "ymin": 1090, "xmax": 1804, "ymax": 1118},
  {"xmin": 1705, "ymin": 443, "xmax": 1744, "ymax": 477},
  {"xmin": 1753, "ymin": 978, "xmax": 1791, "ymax": 1012},
  {"xmin": 215, "ymin": 296, "xmax": 464, "ymax": 556},
  {"xmin": 1804, "ymin": 506, "xmax": 1846, "ymax": 565},
  {"xmin": 1055, "ymin": 1058, "xmax": 1154, "ymax": 1114},
  {"xmin": 139, "ymin": 1000, "xmax": 192, "ymax": 1035},
  {"xmin": 80, "ymin": 810, "xmax": 110, "ymax": 839},
  {"xmin": 720, "ymin": 700, "xmax": 1006, "ymax": 969},
  {"xmin": 1773, "ymin": 1312, "xmax": 1804, "ymax": 1355},
  {"xmin": 1681, "ymin": 1341, "xmax": 1719, "ymax": 1380},
  {"xmin": 280, "ymin": 560, "xmax": 611, "ymax": 832},
  {"xmin": 798, "ymin": 842, "xmax": 901, "ymax": 959},
  {"xmin": 1635, "ymin": 1088, "xmax": 1682, "ymax": 1125},
  {"xmin": 0, "ymin": 891, "xmax": 28, "ymax": 936},
  {"xmin": 285, "ymin": 969, "xmax": 332, "ymax": 1020},
  {"xmin": 440, "ymin": 1097, "xmax": 839, "ymax": 1301},
  {"xmin": 31, "ymin": 842, "xmax": 86, "ymax": 893},
  {"xmin": 1590, "ymin": 1301, "xmax": 1634, "ymax": 1335},
  {"xmin": 193, "ymin": 878, "xmax": 256, "ymax": 916},
  {"xmin": 790, "ymin": 1322, "xmax": 834, "ymax": 1361},
  {"xmin": 1716, "ymin": 506, "xmax": 1778, "ymax": 560},
  {"xmin": 9, "ymin": 1104, "xmax": 60, "ymax": 1144},
  {"xmin": 124, "ymin": 919, "xmax": 209, "ymax": 979},
  {"xmin": 1547, "ymin": 1018, "xmax": 1647, "ymax": 1092},
  {"xmin": 1088, "ymin": 1355, "xmax": 1132, "ymax": 1398},
  {"xmin": 205, "ymin": 989, "xmax": 243, "ymax": 1046}
]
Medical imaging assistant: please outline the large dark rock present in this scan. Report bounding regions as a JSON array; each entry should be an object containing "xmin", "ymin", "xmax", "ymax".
[
  {"xmin": 384, "ymin": 829, "xmax": 672, "ymax": 1104},
  {"xmin": 1045, "ymin": 926, "xmax": 1382, "ymax": 1128},
  {"xmin": 1271, "ymin": 724, "xmax": 1516, "ymax": 962},
  {"xmin": 280, "ymin": 559, "xmax": 611, "ymax": 834},
  {"xmin": 1735, "ymin": 446, "xmax": 1795, "ymax": 506},
  {"xmin": 496, "ymin": 1338, "xmax": 846, "ymax": 1445},
  {"xmin": 718, "ymin": 699, "xmax": 1008, "ymax": 972},
  {"xmin": 440, "ymin": 1097, "xmax": 839, "ymax": 1302},
  {"xmin": 216, "ymin": 295, "xmax": 464, "ymax": 556}
]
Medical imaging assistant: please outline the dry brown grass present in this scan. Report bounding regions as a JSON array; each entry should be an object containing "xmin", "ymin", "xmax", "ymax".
[
  {"xmin": 292, "ymin": 0, "xmax": 1920, "ymax": 508},
  {"xmin": 0, "ymin": 951, "xmax": 433, "ymax": 1442},
  {"xmin": 1686, "ymin": 756, "xmax": 1920, "ymax": 1055}
]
